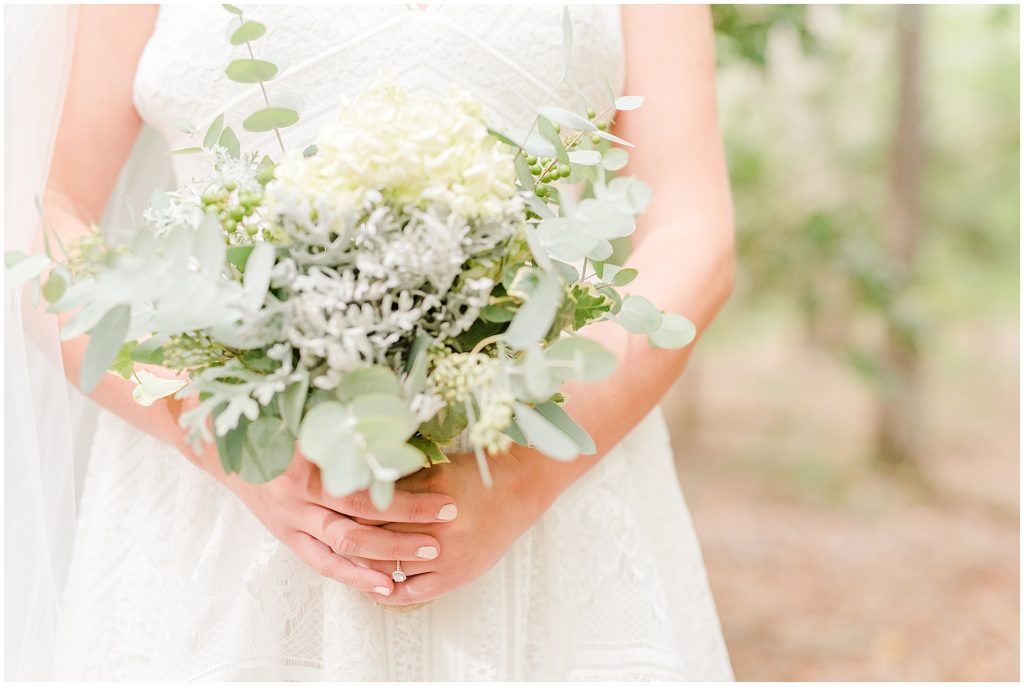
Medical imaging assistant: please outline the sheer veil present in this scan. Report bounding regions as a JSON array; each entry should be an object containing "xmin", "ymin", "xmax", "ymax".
[{"xmin": 4, "ymin": 5, "xmax": 172, "ymax": 678}]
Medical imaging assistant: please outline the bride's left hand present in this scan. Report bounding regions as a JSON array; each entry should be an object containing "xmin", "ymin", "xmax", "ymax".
[{"xmin": 354, "ymin": 447, "xmax": 557, "ymax": 606}]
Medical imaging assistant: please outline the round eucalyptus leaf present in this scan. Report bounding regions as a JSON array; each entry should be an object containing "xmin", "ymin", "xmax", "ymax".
[
  {"xmin": 336, "ymin": 366, "xmax": 401, "ymax": 401},
  {"xmin": 298, "ymin": 400, "xmax": 355, "ymax": 467},
  {"xmin": 505, "ymin": 272, "xmax": 563, "ymax": 350},
  {"xmin": 601, "ymin": 147, "xmax": 629, "ymax": 171},
  {"xmin": 242, "ymin": 107, "xmax": 299, "ymax": 133},
  {"xmin": 225, "ymin": 58, "xmax": 278, "ymax": 84},
  {"xmin": 367, "ymin": 440, "xmax": 423, "ymax": 480},
  {"xmin": 534, "ymin": 401, "xmax": 596, "ymax": 455},
  {"xmin": 351, "ymin": 394, "xmax": 418, "ymax": 440},
  {"xmin": 80, "ymin": 304, "xmax": 131, "ymax": 393},
  {"xmin": 567, "ymin": 149, "xmax": 602, "ymax": 166},
  {"xmin": 648, "ymin": 312, "xmax": 697, "ymax": 349},
  {"xmin": 239, "ymin": 417, "xmax": 295, "ymax": 483},
  {"xmin": 546, "ymin": 336, "xmax": 617, "ymax": 382},
  {"xmin": 230, "ymin": 20, "xmax": 266, "ymax": 45},
  {"xmin": 617, "ymin": 295, "xmax": 663, "ymax": 334},
  {"xmin": 42, "ymin": 271, "xmax": 66, "ymax": 303},
  {"xmin": 222, "ymin": 4, "xmax": 244, "ymax": 15}
]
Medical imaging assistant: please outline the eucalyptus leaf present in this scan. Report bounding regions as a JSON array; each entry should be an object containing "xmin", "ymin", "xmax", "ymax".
[
  {"xmin": 546, "ymin": 336, "xmax": 617, "ymax": 382},
  {"xmin": 369, "ymin": 479, "xmax": 395, "ymax": 510},
  {"xmin": 336, "ymin": 366, "xmax": 401, "ymax": 401},
  {"xmin": 277, "ymin": 376, "xmax": 309, "ymax": 434},
  {"xmin": 5, "ymin": 253, "xmax": 50, "ymax": 290},
  {"xmin": 561, "ymin": 5, "xmax": 573, "ymax": 80},
  {"xmin": 601, "ymin": 147, "xmax": 629, "ymax": 171},
  {"xmin": 225, "ymin": 58, "xmax": 278, "ymax": 83},
  {"xmin": 203, "ymin": 113, "xmax": 224, "ymax": 148},
  {"xmin": 409, "ymin": 435, "xmax": 448, "ymax": 465},
  {"xmin": 481, "ymin": 305, "xmax": 515, "ymax": 323},
  {"xmin": 298, "ymin": 401, "xmax": 362, "ymax": 490},
  {"xmin": 537, "ymin": 115, "xmax": 569, "ymax": 166},
  {"xmin": 242, "ymin": 242, "xmax": 275, "ymax": 310},
  {"xmin": 591, "ymin": 128, "xmax": 634, "ymax": 148},
  {"xmin": 230, "ymin": 20, "xmax": 266, "ymax": 45},
  {"xmin": 351, "ymin": 394, "xmax": 418, "ymax": 439},
  {"xmin": 42, "ymin": 271, "xmax": 66, "ymax": 303},
  {"xmin": 219, "ymin": 126, "xmax": 240, "ymax": 157},
  {"xmin": 131, "ymin": 334, "xmax": 167, "ymax": 364},
  {"xmin": 240, "ymin": 416, "xmax": 295, "ymax": 483},
  {"xmin": 504, "ymin": 272, "xmax": 562, "ymax": 349},
  {"xmin": 540, "ymin": 106, "xmax": 596, "ymax": 132},
  {"xmin": 535, "ymin": 400, "xmax": 596, "ymax": 454},
  {"xmin": 366, "ymin": 439, "xmax": 423, "ymax": 480},
  {"xmin": 522, "ymin": 345, "xmax": 554, "ymax": 400},
  {"xmin": 617, "ymin": 295, "xmax": 663, "ymax": 334},
  {"xmin": 504, "ymin": 420, "xmax": 529, "ymax": 446},
  {"xmin": 648, "ymin": 312, "xmax": 697, "ymax": 349},
  {"xmin": 80, "ymin": 304, "xmax": 130, "ymax": 393},
  {"xmin": 513, "ymin": 402, "xmax": 578, "ymax": 461},
  {"xmin": 243, "ymin": 107, "xmax": 299, "ymax": 133},
  {"xmin": 170, "ymin": 147, "xmax": 203, "ymax": 156},
  {"xmin": 615, "ymin": 95, "xmax": 645, "ymax": 111},
  {"xmin": 214, "ymin": 412, "xmax": 249, "ymax": 474},
  {"xmin": 568, "ymin": 149, "xmax": 602, "ymax": 166},
  {"xmin": 222, "ymin": 4, "xmax": 243, "ymax": 15}
]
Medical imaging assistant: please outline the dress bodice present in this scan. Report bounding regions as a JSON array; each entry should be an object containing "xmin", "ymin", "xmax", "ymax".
[{"xmin": 132, "ymin": 4, "xmax": 625, "ymax": 183}]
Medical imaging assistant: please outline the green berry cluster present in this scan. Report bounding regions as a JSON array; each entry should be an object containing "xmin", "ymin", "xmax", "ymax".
[
  {"xmin": 528, "ymin": 106, "xmax": 615, "ymax": 200},
  {"xmin": 162, "ymin": 331, "xmax": 230, "ymax": 371},
  {"xmin": 200, "ymin": 182, "xmax": 265, "ymax": 240}
]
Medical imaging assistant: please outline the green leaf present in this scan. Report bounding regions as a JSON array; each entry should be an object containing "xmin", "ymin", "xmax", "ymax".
[
  {"xmin": 419, "ymin": 404, "xmax": 468, "ymax": 445},
  {"xmin": 225, "ymin": 244, "xmax": 254, "ymax": 271},
  {"xmin": 513, "ymin": 402, "xmax": 579, "ymax": 461},
  {"xmin": 80, "ymin": 304, "xmax": 130, "ymax": 393},
  {"xmin": 4, "ymin": 250, "xmax": 27, "ymax": 268},
  {"xmin": 336, "ymin": 366, "xmax": 401, "ymax": 401},
  {"xmin": 601, "ymin": 265, "xmax": 638, "ymax": 287},
  {"xmin": 601, "ymin": 147, "xmax": 629, "ymax": 171},
  {"xmin": 302, "ymin": 144, "xmax": 318, "ymax": 157},
  {"xmin": 298, "ymin": 401, "xmax": 369, "ymax": 495},
  {"xmin": 130, "ymin": 334, "xmax": 167, "ymax": 364},
  {"xmin": 277, "ymin": 376, "xmax": 309, "ymax": 435},
  {"xmin": 242, "ymin": 107, "xmax": 299, "ymax": 133},
  {"xmin": 487, "ymin": 126, "xmax": 523, "ymax": 150},
  {"xmin": 648, "ymin": 312, "xmax": 697, "ymax": 349},
  {"xmin": 351, "ymin": 394, "xmax": 418, "ymax": 440},
  {"xmin": 403, "ymin": 335, "xmax": 431, "ymax": 396},
  {"xmin": 110, "ymin": 341, "xmax": 139, "ymax": 380},
  {"xmin": 41, "ymin": 271, "xmax": 66, "ymax": 303},
  {"xmin": 540, "ymin": 106, "xmax": 596, "ymax": 132},
  {"xmin": 203, "ymin": 113, "xmax": 224, "ymax": 148},
  {"xmin": 240, "ymin": 416, "xmax": 295, "ymax": 483},
  {"xmin": 409, "ymin": 435, "xmax": 449, "ymax": 466},
  {"xmin": 534, "ymin": 400, "xmax": 596, "ymax": 454},
  {"xmin": 366, "ymin": 439, "xmax": 423, "ymax": 481},
  {"xmin": 225, "ymin": 58, "xmax": 278, "ymax": 83},
  {"xmin": 242, "ymin": 242, "xmax": 275, "ymax": 309},
  {"xmin": 481, "ymin": 304, "xmax": 515, "ymax": 323},
  {"xmin": 5, "ymin": 253, "xmax": 50, "ymax": 291},
  {"xmin": 169, "ymin": 147, "xmax": 203, "ymax": 155},
  {"xmin": 230, "ymin": 20, "xmax": 266, "ymax": 45},
  {"xmin": 546, "ymin": 336, "xmax": 618, "ymax": 382},
  {"xmin": 537, "ymin": 115, "xmax": 570, "ymax": 166},
  {"xmin": 214, "ymin": 412, "xmax": 249, "ymax": 474},
  {"xmin": 504, "ymin": 420, "xmax": 529, "ymax": 446},
  {"xmin": 571, "ymin": 285, "xmax": 613, "ymax": 329},
  {"xmin": 615, "ymin": 95, "xmax": 645, "ymax": 111},
  {"xmin": 617, "ymin": 295, "xmax": 663, "ymax": 334},
  {"xmin": 505, "ymin": 272, "xmax": 563, "ymax": 349},
  {"xmin": 521, "ymin": 345, "xmax": 554, "ymax": 400},
  {"xmin": 568, "ymin": 149, "xmax": 601, "ymax": 165},
  {"xmin": 219, "ymin": 126, "xmax": 240, "ymax": 157},
  {"xmin": 222, "ymin": 4, "xmax": 243, "ymax": 15}
]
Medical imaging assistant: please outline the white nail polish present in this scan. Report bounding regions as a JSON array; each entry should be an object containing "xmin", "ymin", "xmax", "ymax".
[
  {"xmin": 416, "ymin": 545, "xmax": 438, "ymax": 560},
  {"xmin": 436, "ymin": 504, "xmax": 457, "ymax": 521},
  {"xmin": 374, "ymin": 586, "xmax": 391, "ymax": 596}
]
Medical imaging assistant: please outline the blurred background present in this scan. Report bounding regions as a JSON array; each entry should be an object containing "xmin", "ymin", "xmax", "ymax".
[{"xmin": 664, "ymin": 4, "xmax": 1019, "ymax": 681}]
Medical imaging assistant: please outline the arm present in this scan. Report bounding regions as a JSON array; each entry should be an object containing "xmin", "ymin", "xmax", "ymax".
[
  {"xmin": 39, "ymin": 5, "xmax": 454, "ymax": 597},
  {"xmin": 370, "ymin": 4, "xmax": 734, "ymax": 606}
]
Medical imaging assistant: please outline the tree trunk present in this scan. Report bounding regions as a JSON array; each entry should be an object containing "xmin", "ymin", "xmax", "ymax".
[{"xmin": 876, "ymin": 5, "xmax": 925, "ymax": 469}]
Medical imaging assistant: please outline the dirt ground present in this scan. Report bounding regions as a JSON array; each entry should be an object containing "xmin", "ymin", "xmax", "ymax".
[{"xmin": 663, "ymin": 317, "xmax": 1019, "ymax": 681}]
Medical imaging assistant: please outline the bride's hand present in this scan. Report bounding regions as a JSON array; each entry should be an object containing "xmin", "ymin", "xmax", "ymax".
[
  {"xmin": 221, "ymin": 453, "xmax": 460, "ymax": 598},
  {"xmin": 353, "ymin": 448, "xmax": 555, "ymax": 606}
]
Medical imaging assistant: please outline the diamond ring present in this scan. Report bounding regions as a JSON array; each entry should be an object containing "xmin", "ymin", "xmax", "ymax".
[{"xmin": 392, "ymin": 560, "xmax": 407, "ymax": 583}]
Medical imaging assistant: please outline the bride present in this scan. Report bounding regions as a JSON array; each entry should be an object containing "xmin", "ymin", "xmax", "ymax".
[{"xmin": 11, "ymin": 3, "xmax": 734, "ymax": 680}]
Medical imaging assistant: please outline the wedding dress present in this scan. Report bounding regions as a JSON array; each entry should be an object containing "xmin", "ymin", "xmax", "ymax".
[{"xmin": 53, "ymin": 5, "xmax": 733, "ymax": 680}]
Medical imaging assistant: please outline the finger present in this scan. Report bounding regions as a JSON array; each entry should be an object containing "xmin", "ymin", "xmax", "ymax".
[
  {"xmin": 287, "ymin": 530, "xmax": 394, "ymax": 597},
  {"xmin": 367, "ymin": 571, "xmax": 447, "ymax": 606},
  {"xmin": 314, "ymin": 487, "xmax": 459, "ymax": 524},
  {"xmin": 348, "ymin": 556, "xmax": 436, "ymax": 577},
  {"xmin": 308, "ymin": 506, "xmax": 443, "ymax": 561}
]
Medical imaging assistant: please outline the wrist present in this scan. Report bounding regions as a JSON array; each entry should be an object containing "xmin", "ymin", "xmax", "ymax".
[{"xmin": 504, "ymin": 443, "xmax": 588, "ymax": 520}]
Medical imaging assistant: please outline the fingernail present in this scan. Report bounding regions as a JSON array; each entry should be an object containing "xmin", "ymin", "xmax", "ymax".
[
  {"xmin": 374, "ymin": 586, "xmax": 391, "ymax": 596},
  {"xmin": 436, "ymin": 504, "xmax": 457, "ymax": 521},
  {"xmin": 416, "ymin": 545, "xmax": 438, "ymax": 560}
]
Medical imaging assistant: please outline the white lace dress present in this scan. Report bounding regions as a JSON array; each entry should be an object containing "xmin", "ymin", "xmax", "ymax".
[{"xmin": 54, "ymin": 4, "xmax": 733, "ymax": 681}]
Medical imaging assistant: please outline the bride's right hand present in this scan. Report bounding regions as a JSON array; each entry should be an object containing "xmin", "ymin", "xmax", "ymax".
[{"xmin": 219, "ymin": 453, "xmax": 458, "ymax": 598}]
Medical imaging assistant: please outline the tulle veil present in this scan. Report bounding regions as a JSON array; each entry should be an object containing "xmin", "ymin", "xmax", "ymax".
[{"xmin": 4, "ymin": 5, "xmax": 172, "ymax": 677}]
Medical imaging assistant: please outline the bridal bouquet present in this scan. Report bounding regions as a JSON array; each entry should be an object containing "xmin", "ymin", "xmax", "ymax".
[{"xmin": 6, "ymin": 6, "xmax": 695, "ymax": 508}]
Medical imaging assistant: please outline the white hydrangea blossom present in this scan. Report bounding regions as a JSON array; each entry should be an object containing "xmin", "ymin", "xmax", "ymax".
[{"xmin": 258, "ymin": 85, "xmax": 525, "ymax": 390}]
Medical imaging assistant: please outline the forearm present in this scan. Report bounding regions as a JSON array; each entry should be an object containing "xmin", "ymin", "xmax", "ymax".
[{"xmin": 514, "ymin": 210, "xmax": 734, "ymax": 511}]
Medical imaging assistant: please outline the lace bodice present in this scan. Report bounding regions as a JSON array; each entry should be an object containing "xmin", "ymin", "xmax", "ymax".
[{"xmin": 133, "ymin": 4, "xmax": 624, "ymax": 182}]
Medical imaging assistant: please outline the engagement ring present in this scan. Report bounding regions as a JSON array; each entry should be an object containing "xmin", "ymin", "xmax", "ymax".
[{"xmin": 392, "ymin": 560, "xmax": 407, "ymax": 583}]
